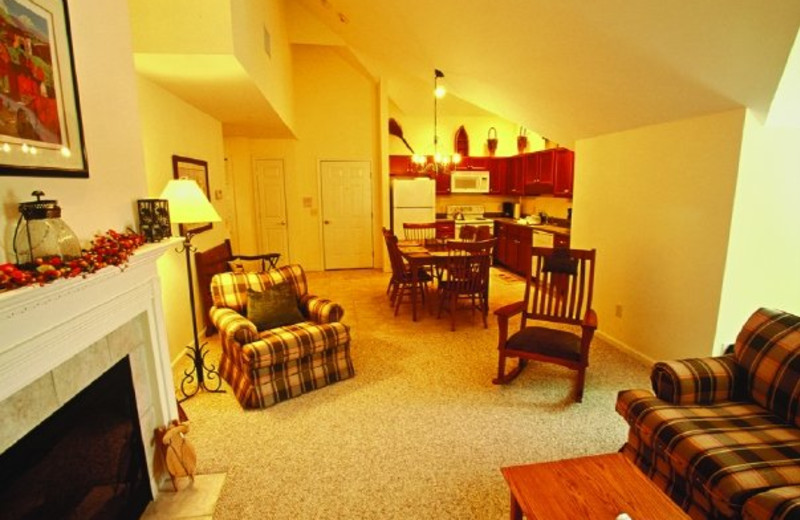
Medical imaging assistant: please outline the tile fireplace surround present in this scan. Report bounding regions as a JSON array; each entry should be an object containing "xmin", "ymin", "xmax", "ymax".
[{"xmin": 0, "ymin": 238, "xmax": 181, "ymax": 499}]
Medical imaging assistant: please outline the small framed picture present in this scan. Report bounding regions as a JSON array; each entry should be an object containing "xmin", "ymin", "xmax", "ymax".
[
  {"xmin": 137, "ymin": 199, "xmax": 171, "ymax": 242},
  {"xmin": 172, "ymin": 155, "xmax": 211, "ymax": 236}
]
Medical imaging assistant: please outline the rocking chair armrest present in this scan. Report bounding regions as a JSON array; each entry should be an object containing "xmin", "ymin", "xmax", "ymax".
[
  {"xmin": 494, "ymin": 300, "xmax": 525, "ymax": 320},
  {"xmin": 582, "ymin": 308, "xmax": 598, "ymax": 329}
]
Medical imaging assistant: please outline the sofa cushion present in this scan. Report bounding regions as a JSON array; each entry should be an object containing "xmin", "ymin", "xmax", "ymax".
[
  {"xmin": 735, "ymin": 308, "xmax": 800, "ymax": 427},
  {"xmin": 617, "ymin": 389, "xmax": 800, "ymax": 518},
  {"xmin": 743, "ymin": 485, "xmax": 800, "ymax": 520},
  {"xmin": 650, "ymin": 355, "xmax": 743, "ymax": 405},
  {"xmin": 246, "ymin": 283, "xmax": 304, "ymax": 331}
]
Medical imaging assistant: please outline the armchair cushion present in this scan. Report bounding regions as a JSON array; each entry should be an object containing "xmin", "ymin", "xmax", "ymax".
[
  {"xmin": 506, "ymin": 327, "xmax": 581, "ymax": 362},
  {"xmin": 650, "ymin": 354, "xmax": 743, "ymax": 405},
  {"xmin": 246, "ymin": 284, "xmax": 304, "ymax": 331}
]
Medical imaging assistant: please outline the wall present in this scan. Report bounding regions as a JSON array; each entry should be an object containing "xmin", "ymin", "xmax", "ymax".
[
  {"xmin": 225, "ymin": 45, "xmax": 379, "ymax": 271},
  {"xmin": 1, "ymin": 0, "xmax": 147, "ymax": 263},
  {"xmin": 136, "ymin": 77, "xmax": 229, "ymax": 361},
  {"xmin": 230, "ymin": 0, "xmax": 294, "ymax": 130},
  {"xmin": 714, "ymin": 111, "xmax": 800, "ymax": 350},
  {"xmin": 573, "ymin": 110, "xmax": 744, "ymax": 362}
]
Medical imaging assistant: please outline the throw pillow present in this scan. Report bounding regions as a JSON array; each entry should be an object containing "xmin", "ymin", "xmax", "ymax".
[
  {"xmin": 228, "ymin": 258, "xmax": 264, "ymax": 273},
  {"xmin": 246, "ymin": 283, "xmax": 304, "ymax": 331}
]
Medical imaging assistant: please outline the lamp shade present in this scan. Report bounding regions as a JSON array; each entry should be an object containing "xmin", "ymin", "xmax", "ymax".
[{"xmin": 159, "ymin": 179, "xmax": 221, "ymax": 224}]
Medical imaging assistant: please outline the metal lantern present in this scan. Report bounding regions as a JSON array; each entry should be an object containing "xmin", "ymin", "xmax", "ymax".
[{"xmin": 13, "ymin": 190, "xmax": 81, "ymax": 266}]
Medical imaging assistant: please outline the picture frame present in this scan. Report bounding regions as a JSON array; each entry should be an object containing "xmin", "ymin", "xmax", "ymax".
[
  {"xmin": 172, "ymin": 155, "xmax": 212, "ymax": 236},
  {"xmin": 0, "ymin": 0, "xmax": 88, "ymax": 178}
]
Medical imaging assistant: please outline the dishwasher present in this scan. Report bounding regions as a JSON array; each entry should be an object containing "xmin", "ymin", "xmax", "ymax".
[{"xmin": 532, "ymin": 230, "xmax": 554, "ymax": 248}]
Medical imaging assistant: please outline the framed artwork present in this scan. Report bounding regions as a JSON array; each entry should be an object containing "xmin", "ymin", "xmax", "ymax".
[
  {"xmin": 0, "ymin": 0, "xmax": 88, "ymax": 178},
  {"xmin": 172, "ymin": 154, "xmax": 211, "ymax": 236}
]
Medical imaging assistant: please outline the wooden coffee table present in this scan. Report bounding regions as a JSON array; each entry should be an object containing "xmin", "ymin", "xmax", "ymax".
[{"xmin": 501, "ymin": 452, "xmax": 690, "ymax": 519}]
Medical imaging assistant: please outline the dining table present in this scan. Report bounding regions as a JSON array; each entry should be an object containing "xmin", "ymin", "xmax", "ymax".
[{"xmin": 396, "ymin": 239, "xmax": 449, "ymax": 321}]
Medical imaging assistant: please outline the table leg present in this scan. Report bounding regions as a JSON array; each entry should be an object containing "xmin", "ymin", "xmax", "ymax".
[
  {"xmin": 509, "ymin": 492, "xmax": 523, "ymax": 520},
  {"xmin": 411, "ymin": 260, "xmax": 418, "ymax": 321}
]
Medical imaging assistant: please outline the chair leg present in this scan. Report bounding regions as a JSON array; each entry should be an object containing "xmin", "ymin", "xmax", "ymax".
[
  {"xmin": 493, "ymin": 355, "xmax": 526, "ymax": 385},
  {"xmin": 450, "ymin": 291, "xmax": 457, "ymax": 331},
  {"xmin": 575, "ymin": 367, "xmax": 586, "ymax": 403}
]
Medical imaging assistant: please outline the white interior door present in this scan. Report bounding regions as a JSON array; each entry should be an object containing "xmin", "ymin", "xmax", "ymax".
[
  {"xmin": 320, "ymin": 161, "xmax": 374, "ymax": 269},
  {"xmin": 253, "ymin": 158, "xmax": 289, "ymax": 264}
]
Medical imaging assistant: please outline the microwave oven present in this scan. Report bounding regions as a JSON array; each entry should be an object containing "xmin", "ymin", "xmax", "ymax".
[{"xmin": 451, "ymin": 170, "xmax": 490, "ymax": 193}]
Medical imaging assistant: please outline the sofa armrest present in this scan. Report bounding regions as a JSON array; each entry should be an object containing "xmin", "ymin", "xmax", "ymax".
[
  {"xmin": 301, "ymin": 294, "xmax": 344, "ymax": 323},
  {"xmin": 210, "ymin": 306, "xmax": 258, "ymax": 345},
  {"xmin": 651, "ymin": 354, "xmax": 743, "ymax": 405}
]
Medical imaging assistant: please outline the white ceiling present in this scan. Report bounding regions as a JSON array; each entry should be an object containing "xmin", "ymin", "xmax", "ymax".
[{"xmin": 133, "ymin": 1, "xmax": 800, "ymax": 146}]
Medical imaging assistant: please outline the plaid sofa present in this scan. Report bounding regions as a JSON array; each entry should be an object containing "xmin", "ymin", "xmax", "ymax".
[
  {"xmin": 616, "ymin": 308, "xmax": 800, "ymax": 519},
  {"xmin": 209, "ymin": 264, "xmax": 354, "ymax": 409}
]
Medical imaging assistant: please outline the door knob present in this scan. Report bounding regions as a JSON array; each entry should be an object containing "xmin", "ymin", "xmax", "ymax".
[{"xmin": 324, "ymin": 220, "xmax": 331, "ymax": 224}]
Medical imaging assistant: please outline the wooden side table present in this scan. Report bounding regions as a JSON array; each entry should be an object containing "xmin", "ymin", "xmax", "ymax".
[{"xmin": 501, "ymin": 452, "xmax": 690, "ymax": 519}]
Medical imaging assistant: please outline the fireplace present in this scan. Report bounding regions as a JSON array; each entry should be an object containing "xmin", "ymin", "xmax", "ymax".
[
  {"xmin": 0, "ymin": 240, "xmax": 180, "ymax": 508},
  {"xmin": 0, "ymin": 357, "xmax": 151, "ymax": 519}
]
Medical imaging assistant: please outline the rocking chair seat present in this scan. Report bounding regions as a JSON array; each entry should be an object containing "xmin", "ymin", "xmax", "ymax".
[{"xmin": 506, "ymin": 327, "xmax": 581, "ymax": 362}]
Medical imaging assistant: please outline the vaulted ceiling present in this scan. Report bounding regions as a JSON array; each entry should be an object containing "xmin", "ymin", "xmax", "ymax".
[
  {"xmin": 133, "ymin": 1, "xmax": 800, "ymax": 146},
  {"xmin": 293, "ymin": 0, "xmax": 800, "ymax": 146}
]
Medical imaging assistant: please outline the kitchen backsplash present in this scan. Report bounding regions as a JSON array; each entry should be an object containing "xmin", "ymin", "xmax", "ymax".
[{"xmin": 435, "ymin": 193, "xmax": 571, "ymax": 221}]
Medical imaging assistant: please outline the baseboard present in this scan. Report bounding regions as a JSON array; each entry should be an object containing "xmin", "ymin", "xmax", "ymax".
[
  {"xmin": 596, "ymin": 330, "xmax": 655, "ymax": 367},
  {"xmin": 170, "ymin": 330, "xmax": 210, "ymax": 369}
]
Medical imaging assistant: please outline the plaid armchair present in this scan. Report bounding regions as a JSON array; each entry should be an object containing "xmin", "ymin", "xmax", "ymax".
[
  {"xmin": 210, "ymin": 264, "xmax": 354, "ymax": 409},
  {"xmin": 616, "ymin": 308, "xmax": 800, "ymax": 519}
]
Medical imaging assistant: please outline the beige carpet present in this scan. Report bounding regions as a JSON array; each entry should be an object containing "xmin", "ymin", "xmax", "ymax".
[{"xmin": 176, "ymin": 267, "xmax": 652, "ymax": 519}]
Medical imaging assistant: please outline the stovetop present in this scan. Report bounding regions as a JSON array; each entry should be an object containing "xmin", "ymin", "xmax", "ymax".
[{"xmin": 446, "ymin": 204, "xmax": 488, "ymax": 223}]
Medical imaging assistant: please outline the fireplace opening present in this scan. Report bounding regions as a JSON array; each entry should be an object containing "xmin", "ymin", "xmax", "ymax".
[{"xmin": 0, "ymin": 357, "xmax": 152, "ymax": 520}]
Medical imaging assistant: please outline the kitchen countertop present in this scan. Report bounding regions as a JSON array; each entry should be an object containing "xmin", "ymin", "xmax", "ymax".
[{"xmin": 492, "ymin": 217, "xmax": 571, "ymax": 236}]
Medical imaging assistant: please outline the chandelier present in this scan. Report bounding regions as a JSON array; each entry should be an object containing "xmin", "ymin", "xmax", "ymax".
[{"xmin": 412, "ymin": 69, "xmax": 461, "ymax": 174}]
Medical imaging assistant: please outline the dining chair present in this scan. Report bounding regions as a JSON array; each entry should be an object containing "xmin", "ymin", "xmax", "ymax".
[
  {"xmin": 383, "ymin": 228, "xmax": 433, "ymax": 314},
  {"xmin": 493, "ymin": 246, "xmax": 597, "ymax": 402},
  {"xmin": 437, "ymin": 238, "xmax": 496, "ymax": 331},
  {"xmin": 475, "ymin": 226, "xmax": 492, "ymax": 241},
  {"xmin": 403, "ymin": 222, "xmax": 437, "ymax": 242},
  {"xmin": 458, "ymin": 225, "xmax": 477, "ymax": 240}
]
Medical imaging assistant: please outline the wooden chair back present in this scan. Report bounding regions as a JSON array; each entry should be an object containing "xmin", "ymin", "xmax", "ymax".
[
  {"xmin": 443, "ymin": 239, "xmax": 496, "ymax": 295},
  {"xmin": 522, "ymin": 247, "xmax": 596, "ymax": 327},
  {"xmin": 475, "ymin": 226, "xmax": 492, "ymax": 241},
  {"xmin": 382, "ymin": 228, "xmax": 407, "ymax": 278},
  {"xmin": 403, "ymin": 222, "xmax": 437, "ymax": 242},
  {"xmin": 458, "ymin": 225, "xmax": 477, "ymax": 240}
]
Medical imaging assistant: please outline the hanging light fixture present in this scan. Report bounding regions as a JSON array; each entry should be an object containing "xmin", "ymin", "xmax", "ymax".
[{"xmin": 413, "ymin": 69, "xmax": 461, "ymax": 174}]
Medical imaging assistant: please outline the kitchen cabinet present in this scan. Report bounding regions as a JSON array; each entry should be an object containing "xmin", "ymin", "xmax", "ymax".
[
  {"xmin": 552, "ymin": 148, "xmax": 575, "ymax": 198},
  {"xmin": 554, "ymin": 233, "xmax": 570, "ymax": 249},
  {"xmin": 494, "ymin": 221, "xmax": 508, "ymax": 265},
  {"xmin": 435, "ymin": 170, "xmax": 451, "ymax": 194},
  {"xmin": 435, "ymin": 220, "xmax": 455, "ymax": 239},
  {"xmin": 513, "ymin": 225, "xmax": 533, "ymax": 274},
  {"xmin": 488, "ymin": 157, "xmax": 509, "ymax": 194},
  {"xmin": 524, "ymin": 150, "xmax": 555, "ymax": 195},
  {"xmin": 389, "ymin": 155, "xmax": 413, "ymax": 176},
  {"xmin": 508, "ymin": 155, "xmax": 525, "ymax": 195},
  {"xmin": 462, "ymin": 156, "xmax": 489, "ymax": 170}
]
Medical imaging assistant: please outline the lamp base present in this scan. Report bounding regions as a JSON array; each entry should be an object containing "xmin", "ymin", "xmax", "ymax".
[{"xmin": 177, "ymin": 341, "xmax": 225, "ymax": 402}]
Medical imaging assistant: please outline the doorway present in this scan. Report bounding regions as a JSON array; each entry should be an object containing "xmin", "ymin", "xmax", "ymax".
[
  {"xmin": 320, "ymin": 161, "xmax": 374, "ymax": 269},
  {"xmin": 253, "ymin": 158, "xmax": 289, "ymax": 263}
]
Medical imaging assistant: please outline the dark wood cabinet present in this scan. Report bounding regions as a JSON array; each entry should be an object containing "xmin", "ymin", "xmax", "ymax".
[
  {"xmin": 435, "ymin": 171, "xmax": 451, "ymax": 194},
  {"xmin": 508, "ymin": 155, "xmax": 525, "ymax": 195},
  {"xmin": 389, "ymin": 155, "xmax": 413, "ymax": 176},
  {"xmin": 516, "ymin": 226, "xmax": 533, "ymax": 274},
  {"xmin": 494, "ymin": 221, "xmax": 508, "ymax": 265},
  {"xmin": 488, "ymin": 157, "xmax": 509, "ymax": 194},
  {"xmin": 554, "ymin": 233, "xmax": 570, "ymax": 249},
  {"xmin": 553, "ymin": 148, "xmax": 575, "ymax": 198},
  {"xmin": 524, "ymin": 150, "xmax": 555, "ymax": 195}
]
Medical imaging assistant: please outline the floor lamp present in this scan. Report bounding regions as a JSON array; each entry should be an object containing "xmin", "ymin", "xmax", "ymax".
[{"xmin": 160, "ymin": 178, "xmax": 225, "ymax": 402}]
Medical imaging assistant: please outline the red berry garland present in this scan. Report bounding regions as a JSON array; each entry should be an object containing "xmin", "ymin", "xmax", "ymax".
[{"xmin": 0, "ymin": 229, "xmax": 145, "ymax": 291}]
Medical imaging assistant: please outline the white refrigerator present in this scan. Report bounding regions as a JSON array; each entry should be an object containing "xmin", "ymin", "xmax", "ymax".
[{"xmin": 391, "ymin": 178, "xmax": 436, "ymax": 237}]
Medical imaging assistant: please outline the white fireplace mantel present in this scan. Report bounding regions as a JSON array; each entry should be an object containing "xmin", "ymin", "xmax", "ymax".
[{"xmin": 0, "ymin": 239, "xmax": 179, "ymax": 406}]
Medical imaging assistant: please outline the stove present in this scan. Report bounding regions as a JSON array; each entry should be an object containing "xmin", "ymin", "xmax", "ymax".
[{"xmin": 446, "ymin": 205, "xmax": 494, "ymax": 236}]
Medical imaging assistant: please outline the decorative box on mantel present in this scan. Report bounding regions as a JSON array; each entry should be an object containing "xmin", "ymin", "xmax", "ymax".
[{"xmin": 0, "ymin": 237, "xmax": 182, "ymax": 500}]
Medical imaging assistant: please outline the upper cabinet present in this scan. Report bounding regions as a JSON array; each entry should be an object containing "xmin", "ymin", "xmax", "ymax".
[
  {"xmin": 552, "ymin": 148, "xmax": 575, "ymax": 198},
  {"xmin": 389, "ymin": 147, "xmax": 575, "ymax": 198}
]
